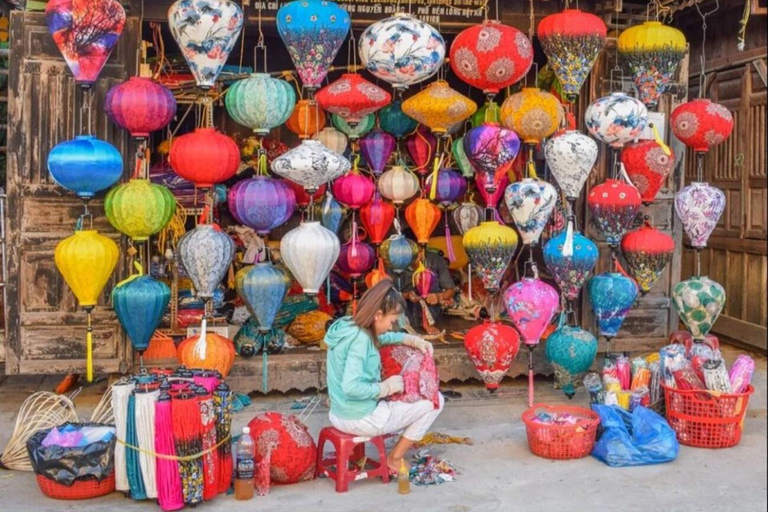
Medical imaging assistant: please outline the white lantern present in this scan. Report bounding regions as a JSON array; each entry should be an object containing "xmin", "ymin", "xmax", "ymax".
[
  {"xmin": 378, "ymin": 165, "xmax": 420, "ymax": 205},
  {"xmin": 452, "ymin": 202, "xmax": 483, "ymax": 235},
  {"xmin": 280, "ymin": 221, "xmax": 340, "ymax": 294},
  {"xmin": 544, "ymin": 131, "xmax": 598, "ymax": 201},
  {"xmin": 312, "ymin": 127, "xmax": 348, "ymax": 155},
  {"xmin": 504, "ymin": 178, "xmax": 557, "ymax": 246},
  {"xmin": 271, "ymin": 139, "xmax": 350, "ymax": 193},
  {"xmin": 178, "ymin": 224, "xmax": 235, "ymax": 299},
  {"xmin": 585, "ymin": 92, "xmax": 649, "ymax": 148}
]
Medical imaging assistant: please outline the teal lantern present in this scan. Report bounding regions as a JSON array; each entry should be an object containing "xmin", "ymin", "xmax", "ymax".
[
  {"xmin": 588, "ymin": 272, "xmax": 638, "ymax": 340},
  {"xmin": 332, "ymin": 113, "xmax": 375, "ymax": 140},
  {"xmin": 238, "ymin": 262, "xmax": 289, "ymax": 332},
  {"xmin": 112, "ymin": 273, "xmax": 171, "ymax": 356},
  {"xmin": 225, "ymin": 74, "xmax": 296, "ymax": 136},
  {"xmin": 379, "ymin": 100, "xmax": 418, "ymax": 139},
  {"xmin": 545, "ymin": 312, "xmax": 598, "ymax": 398}
]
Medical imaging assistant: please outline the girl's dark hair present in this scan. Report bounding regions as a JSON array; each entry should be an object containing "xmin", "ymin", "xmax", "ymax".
[{"xmin": 353, "ymin": 279, "xmax": 405, "ymax": 346}]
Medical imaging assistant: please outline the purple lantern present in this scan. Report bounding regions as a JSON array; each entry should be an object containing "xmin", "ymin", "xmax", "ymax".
[
  {"xmin": 359, "ymin": 128, "xmax": 396, "ymax": 175},
  {"xmin": 674, "ymin": 182, "xmax": 726, "ymax": 249},
  {"xmin": 427, "ymin": 168, "xmax": 467, "ymax": 207},
  {"xmin": 227, "ymin": 176, "xmax": 296, "ymax": 235},
  {"xmin": 463, "ymin": 123, "xmax": 520, "ymax": 193}
]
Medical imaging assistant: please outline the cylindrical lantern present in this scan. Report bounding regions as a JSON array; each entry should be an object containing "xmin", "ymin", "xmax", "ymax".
[
  {"xmin": 401, "ymin": 80, "xmax": 477, "ymax": 136},
  {"xmin": 280, "ymin": 221, "xmax": 340, "ymax": 294},
  {"xmin": 464, "ymin": 320, "xmax": 521, "ymax": 391},
  {"xmin": 545, "ymin": 315, "xmax": 598, "ymax": 398},
  {"xmin": 380, "ymin": 235, "xmax": 418, "ymax": 274},
  {"xmin": 672, "ymin": 276, "xmax": 726, "ymax": 340},
  {"xmin": 503, "ymin": 178, "xmax": 557, "ymax": 246},
  {"xmin": 337, "ymin": 239, "xmax": 376, "ymax": 278},
  {"xmin": 500, "ymin": 88, "xmax": 564, "ymax": 143},
  {"xmin": 105, "ymin": 77, "xmax": 177, "ymax": 139},
  {"xmin": 227, "ymin": 177, "xmax": 296, "ymax": 235},
  {"xmin": 544, "ymin": 131, "xmax": 599, "ymax": 201},
  {"xmin": 170, "ymin": 128, "xmax": 240, "ymax": 188},
  {"xmin": 239, "ymin": 262, "xmax": 289, "ymax": 332},
  {"xmin": 315, "ymin": 73, "xmax": 391, "ymax": 124},
  {"xmin": 463, "ymin": 123, "xmax": 521, "ymax": 189},
  {"xmin": 674, "ymin": 182, "xmax": 726, "ymax": 249},
  {"xmin": 462, "ymin": 221, "xmax": 518, "ymax": 292},
  {"xmin": 178, "ymin": 224, "xmax": 235, "ymax": 299},
  {"xmin": 585, "ymin": 92, "xmax": 648, "ymax": 148},
  {"xmin": 313, "ymin": 127, "xmax": 348, "ymax": 155},
  {"xmin": 671, "ymin": 99, "xmax": 734, "ymax": 153},
  {"xmin": 378, "ymin": 165, "xmax": 420, "ymax": 205},
  {"xmin": 112, "ymin": 275, "xmax": 171, "ymax": 353},
  {"xmin": 587, "ymin": 179, "xmax": 642, "ymax": 247},
  {"xmin": 503, "ymin": 276, "xmax": 559, "ymax": 346},
  {"xmin": 105, "ymin": 179, "xmax": 176, "ymax": 242},
  {"xmin": 621, "ymin": 219, "xmax": 675, "ymax": 294},
  {"xmin": 587, "ymin": 272, "xmax": 638, "ymax": 339},
  {"xmin": 271, "ymin": 139, "xmax": 351, "ymax": 192},
  {"xmin": 543, "ymin": 231, "xmax": 598, "ymax": 302},
  {"xmin": 360, "ymin": 192, "xmax": 395, "ymax": 245},
  {"xmin": 379, "ymin": 100, "xmax": 418, "ymax": 139},
  {"xmin": 405, "ymin": 198, "xmax": 441, "ymax": 244},
  {"xmin": 225, "ymin": 73, "xmax": 296, "ymax": 135},
  {"xmin": 286, "ymin": 99, "xmax": 327, "ymax": 139},
  {"xmin": 621, "ymin": 139, "xmax": 674, "ymax": 204},
  {"xmin": 405, "ymin": 126, "xmax": 438, "ymax": 174},
  {"xmin": 332, "ymin": 171, "xmax": 375, "ymax": 210},
  {"xmin": 359, "ymin": 129, "xmax": 396, "ymax": 176},
  {"xmin": 47, "ymin": 136, "xmax": 123, "ymax": 200}
]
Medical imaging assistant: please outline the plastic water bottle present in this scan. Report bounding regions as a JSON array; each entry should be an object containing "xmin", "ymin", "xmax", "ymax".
[{"xmin": 235, "ymin": 427, "xmax": 255, "ymax": 500}]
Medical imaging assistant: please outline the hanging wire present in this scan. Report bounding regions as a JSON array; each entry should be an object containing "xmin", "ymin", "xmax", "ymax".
[{"xmin": 695, "ymin": 0, "xmax": 721, "ymax": 98}]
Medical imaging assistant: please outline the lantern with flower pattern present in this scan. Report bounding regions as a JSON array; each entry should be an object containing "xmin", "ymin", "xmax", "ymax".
[
  {"xmin": 588, "ymin": 272, "xmax": 638, "ymax": 339},
  {"xmin": 462, "ymin": 221, "xmax": 518, "ymax": 293},
  {"xmin": 585, "ymin": 93, "xmax": 648, "ymax": 149},
  {"xmin": 671, "ymin": 99, "xmax": 734, "ymax": 153},
  {"xmin": 402, "ymin": 81, "xmax": 477, "ymax": 137},
  {"xmin": 378, "ymin": 165, "xmax": 420, "ymax": 205},
  {"xmin": 587, "ymin": 179, "xmax": 642, "ymax": 247},
  {"xmin": 286, "ymin": 99, "xmax": 326, "ymax": 139},
  {"xmin": 315, "ymin": 73, "xmax": 391, "ymax": 125},
  {"xmin": 504, "ymin": 178, "xmax": 557, "ymax": 246},
  {"xmin": 621, "ymin": 218, "xmax": 674, "ymax": 294},
  {"xmin": 621, "ymin": 139, "xmax": 674, "ymax": 205},
  {"xmin": 543, "ymin": 230, "xmax": 598, "ymax": 303},
  {"xmin": 674, "ymin": 182, "xmax": 725, "ymax": 249},
  {"xmin": 545, "ymin": 131, "xmax": 598, "ymax": 201},
  {"xmin": 546, "ymin": 313, "xmax": 598, "ymax": 398},
  {"xmin": 500, "ymin": 88, "xmax": 564, "ymax": 144},
  {"xmin": 464, "ymin": 320, "xmax": 521, "ymax": 391}
]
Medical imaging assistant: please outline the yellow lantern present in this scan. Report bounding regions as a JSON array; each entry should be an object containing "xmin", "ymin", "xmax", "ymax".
[
  {"xmin": 402, "ymin": 80, "xmax": 477, "ymax": 136},
  {"xmin": 500, "ymin": 88, "xmax": 564, "ymax": 144},
  {"xmin": 462, "ymin": 221, "xmax": 518, "ymax": 293},
  {"xmin": 55, "ymin": 230, "xmax": 120, "ymax": 381},
  {"xmin": 105, "ymin": 179, "xmax": 176, "ymax": 241}
]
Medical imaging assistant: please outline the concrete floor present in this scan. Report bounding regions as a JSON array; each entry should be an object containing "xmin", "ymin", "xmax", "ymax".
[{"xmin": 0, "ymin": 345, "xmax": 766, "ymax": 512}]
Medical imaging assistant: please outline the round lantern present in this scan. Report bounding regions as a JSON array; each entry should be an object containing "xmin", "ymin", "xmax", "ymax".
[
  {"xmin": 585, "ymin": 92, "xmax": 648, "ymax": 148},
  {"xmin": 471, "ymin": 101, "xmax": 501, "ymax": 127},
  {"xmin": 671, "ymin": 99, "xmax": 734, "ymax": 153},
  {"xmin": 315, "ymin": 73, "xmax": 391, "ymax": 125},
  {"xmin": 621, "ymin": 218, "xmax": 675, "ymax": 294},
  {"xmin": 588, "ymin": 272, "xmax": 638, "ymax": 339},
  {"xmin": 453, "ymin": 202, "xmax": 483, "ymax": 235},
  {"xmin": 47, "ymin": 136, "xmax": 123, "ymax": 200},
  {"xmin": 105, "ymin": 77, "xmax": 176, "ymax": 139},
  {"xmin": 55, "ymin": 230, "xmax": 119, "ymax": 309},
  {"xmin": 462, "ymin": 221, "xmax": 518, "ymax": 292},
  {"xmin": 464, "ymin": 320, "xmax": 521, "ymax": 391},
  {"xmin": 313, "ymin": 127, "xmax": 348, "ymax": 155},
  {"xmin": 475, "ymin": 171, "xmax": 508, "ymax": 209},
  {"xmin": 178, "ymin": 224, "xmax": 235, "ymax": 299},
  {"xmin": 228, "ymin": 177, "xmax": 296, "ymax": 235},
  {"xmin": 105, "ymin": 179, "xmax": 176, "ymax": 241},
  {"xmin": 239, "ymin": 262, "xmax": 289, "ymax": 332},
  {"xmin": 177, "ymin": 332, "xmax": 235, "ymax": 377},
  {"xmin": 332, "ymin": 170, "xmax": 375, "ymax": 210},
  {"xmin": 500, "ymin": 88, "xmax": 564, "ymax": 143},
  {"xmin": 503, "ymin": 276, "xmax": 559, "ymax": 346},
  {"xmin": 247, "ymin": 412, "xmax": 317, "ymax": 484},
  {"xmin": 286, "ymin": 99, "xmax": 327, "ymax": 139},
  {"xmin": 360, "ymin": 192, "xmax": 395, "ymax": 245},
  {"xmin": 426, "ymin": 168, "xmax": 467, "ymax": 207},
  {"xmin": 621, "ymin": 139, "xmax": 674, "ymax": 204},
  {"xmin": 452, "ymin": 136, "xmax": 475, "ymax": 178},
  {"xmin": 379, "ymin": 100, "xmax": 418, "ymax": 139},
  {"xmin": 112, "ymin": 275, "xmax": 171, "ymax": 354},
  {"xmin": 380, "ymin": 235, "xmax": 418, "ymax": 274},
  {"xmin": 170, "ymin": 128, "xmax": 240, "ymax": 188},
  {"xmin": 543, "ymin": 231, "xmax": 598, "ymax": 302},
  {"xmin": 401, "ymin": 80, "xmax": 477, "ymax": 136},
  {"xmin": 674, "ymin": 182, "xmax": 725, "ymax": 249},
  {"xmin": 587, "ymin": 179, "xmax": 642, "ymax": 247},
  {"xmin": 503, "ymin": 178, "xmax": 557, "ymax": 246},
  {"xmin": 545, "ymin": 131, "xmax": 598, "ymax": 201},
  {"xmin": 276, "ymin": 0, "xmax": 349, "ymax": 91},
  {"xmin": 463, "ymin": 123, "xmax": 520, "ymax": 192},
  {"xmin": 359, "ymin": 129, "xmax": 396, "ymax": 175},
  {"xmin": 405, "ymin": 198, "xmax": 441, "ymax": 245},
  {"xmin": 359, "ymin": 13, "xmax": 446, "ymax": 90},
  {"xmin": 545, "ymin": 315, "xmax": 598, "ymax": 398},
  {"xmin": 450, "ymin": 20, "xmax": 532, "ymax": 97},
  {"xmin": 618, "ymin": 21, "xmax": 687, "ymax": 109},
  {"xmin": 332, "ymin": 113, "xmax": 375, "ymax": 140},
  {"xmin": 672, "ymin": 276, "xmax": 726, "ymax": 340},
  {"xmin": 320, "ymin": 191, "xmax": 345, "ymax": 234},
  {"xmin": 537, "ymin": 9, "xmax": 607, "ymax": 100},
  {"xmin": 271, "ymin": 140, "xmax": 351, "ymax": 193},
  {"xmin": 280, "ymin": 221, "xmax": 340, "ymax": 294},
  {"xmin": 378, "ymin": 165, "xmax": 420, "ymax": 204},
  {"xmin": 337, "ymin": 239, "xmax": 376, "ymax": 278},
  {"xmin": 405, "ymin": 126, "xmax": 438, "ymax": 174},
  {"xmin": 225, "ymin": 74, "xmax": 296, "ymax": 136},
  {"xmin": 286, "ymin": 181, "xmax": 326, "ymax": 209}
]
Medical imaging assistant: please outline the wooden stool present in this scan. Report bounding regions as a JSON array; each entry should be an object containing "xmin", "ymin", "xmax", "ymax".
[{"xmin": 315, "ymin": 427, "xmax": 390, "ymax": 493}]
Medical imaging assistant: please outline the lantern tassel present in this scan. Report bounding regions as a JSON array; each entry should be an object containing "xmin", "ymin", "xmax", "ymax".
[
  {"xmin": 468, "ymin": 263, "xmax": 472, "ymax": 302},
  {"xmin": 351, "ymin": 216, "xmax": 358, "ymax": 251},
  {"xmin": 195, "ymin": 316, "xmax": 208, "ymax": 361},
  {"xmin": 527, "ymin": 159, "xmax": 538, "ymax": 180},
  {"xmin": 563, "ymin": 217, "xmax": 574, "ymax": 258},
  {"xmin": 618, "ymin": 161, "xmax": 633, "ymax": 186},
  {"xmin": 429, "ymin": 156, "xmax": 440, "ymax": 200},
  {"xmin": 444, "ymin": 214, "xmax": 456, "ymax": 263},
  {"xmin": 651, "ymin": 123, "xmax": 671, "ymax": 156},
  {"xmin": 86, "ymin": 312, "xmax": 94, "ymax": 383},
  {"xmin": 326, "ymin": 273, "xmax": 331, "ymax": 303},
  {"xmin": 262, "ymin": 336, "xmax": 269, "ymax": 393}
]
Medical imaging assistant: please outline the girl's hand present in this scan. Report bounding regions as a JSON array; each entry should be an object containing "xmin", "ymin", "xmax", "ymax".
[
  {"xmin": 404, "ymin": 335, "xmax": 434, "ymax": 357},
  {"xmin": 379, "ymin": 375, "xmax": 405, "ymax": 397}
]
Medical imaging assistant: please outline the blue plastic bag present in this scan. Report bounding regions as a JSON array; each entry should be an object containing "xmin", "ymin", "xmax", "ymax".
[{"xmin": 591, "ymin": 405, "xmax": 679, "ymax": 467}]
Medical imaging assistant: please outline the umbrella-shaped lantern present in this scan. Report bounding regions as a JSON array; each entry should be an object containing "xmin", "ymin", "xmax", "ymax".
[
  {"xmin": 674, "ymin": 182, "xmax": 725, "ymax": 249},
  {"xmin": 545, "ymin": 312, "xmax": 598, "ymax": 398},
  {"xmin": 621, "ymin": 218, "xmax": 675, "ymax": 294},
  {"xmin": 464, "ymin": 319, "xmax": 521, "ymax": 391}
]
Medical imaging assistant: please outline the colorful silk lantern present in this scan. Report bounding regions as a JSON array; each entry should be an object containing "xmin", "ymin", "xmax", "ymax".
[
  {"xmin": 379, "ymin": 100, "xmax": 418, "ymax": 139},
  {"xmin": 463, "ymin": 123, "xmax": 520, "ymax": 192},
  {"xmin": 545, "ymin": 313, "xmax": 598, "ymax": 398},
  {"xmin": 587, "ymin": 179, "xmax": 642, "ymax": 247},
  {"xmin": 674, "ymin": 182, "xmax": 725, "ymax": 249},
  {"xmin": 462, "ymin": 221, "xmax": 518, "ymax": 292},
  {"xmin": 331, "ymin": 113, "xmax": 375, "ymax": 140},
  {"xmin": 585, "ymin": 92, "xmax": 648, "ymax": 148},
  {"xmin": 286, "ymin": 99, "xmax": 327, "ymax": 139},
  {"xmin": 672, "ymin": 276, "xmax": 726, "ymax": 340},
  {"xmin": 380, "ymin": 235, "xmax": 418, "ymax": 274},
  {"xmin": 227, "ymin": 177, "xmax": 296, "ymax": 235},
  {"xmin": 426, "ymin": 168, "xmax": 467, "ymax": 207},
  {"xmin": 313, "ymin": 127, "xmax": 348, "ymax": 155},
  {"xmin": 475, "ymin": 171, "xmax": 508, "ymax": 209},
  {"xmin": 113, "ymin": 274, "xmax": 171, "ymax": 354},
  {"xmin": 271, "ymin": 140, "xmax": 351, "ymax": 193},
  {"xmin": 405, "ymin": 198, "xmax": 441, "ymax": 245},
  {"xmin": 177, "ymin": 333, "xmax": 235, "ymax": 377},
  {"xmin": 320, "ymin": 191, "xmax": 345, "ymax": 234},
  {"xmin": 239, "ymin": 263, "xmax": 289, "ymax": 332},
  {"xmin": 504, "ymin": 178, "xmax": 557, "ymax": 246},
  {"xmin": 105, "ymin": 179, "xmax": 176, "ymax": 241},
  {"xmin": 413, "ymin": 263, "xmax": 435, "ymax": 299},
  {"xmin": 276, "ymin": 0, "xmax": 350, "ymax": 91},
  {"xmin": 168, "ymin": 0, "xmax": 243, "ymax": 89},
  {"xmin": 359, "ymin": 129, "xmax": 396, "ymax": 175},
  {"xmin": 671, "ymin": 99, "xmax": 734, "ymax": 153},
  {"xmin": 360, "ymin": 192, "xmax": 395, "ymax": 245},
  {"xmin": 280, "ymin": 221, "xmax": 340, "ymax": 294},
  {"xmin": 500, "ymin": 88, "xmax": 564, "ymax": 144},
  {"xmin": 332, "ymin": 170, "xmax": 375, "ymax": 210},
  {"xmin": 316, "ymin": 74, "xmax": 391, "ymax": 125},
  {"xmin": 359, "ymin": 13, "xmax": 445, "ymax": 90},
  {"xmin": 402, "ymin": 81, "xmax": 477, "ymax": 136},
  {"xmin": 464, "ymin": 320, "xmax": 521, "ymax": 391},
  {"xmin": 337, "ymin": 238, "xmax": 376, "ymax": 278},
  {"xmin": 537, "ymin": 9, "xmax": 607, "ymax": 100},
  {"xmin": 378, "ymin": 165, "xmax": 420, "ymax": 204},
  {"xmin": 47, "ymin": 135, "xmax": 123, "ymax": 200},
  {"xmin": 621, "ymin": 139, "xmax": 674, "ymax": 204},
  {"xmin": 286, "ymin": 181, "xmax": 326, "ymax": 209},
  {"xmin": 45, "ymin": 0, "xmax": 126, "ymax": 88},
  {"xmin": 452, "ymin": 136, "xmax": 475, "ymax": 178},
  {"xmin": 405, "ymin": 126, "xmax": 438, "ymax": 174},
  {"xmin": 453, "ymin": 202, "xmax": 483, "ymax": 235},
  {"xmin": 543, "ymin": 231, "xmax": 598, "ymax": 302},
  {"xmin": 471, "ymin": 101, "xmax": 501, "ymax": 127},
  {"xmin": 544, "ymin": 131, "xmax": 598, "ymax": 201},
  {"xmin": 225, "ymin": 74, "xmax": 296, "ymax": 136},
  {"xmin": 178, "ymin": 224, "xmax": 235, "ymax": 299},
  {"xmin": 503, "ymin": 275, "xmax": 559, "ymax": 346},
  {"xmin": 588, "ymin": 272, "xmax": 638, "ymax": 339},
  {"xmin": 105, "ymin": 77, "xmax": 176, "ymax": 139},
  {"xmin": 618, "ymin": 21, "xmax": 687, "ymax": 109},
  {"xmin": 170, "ymin": 128, "xmax": 240, "ymax": 188},
  {"xmin": 621, "ymin": 219, "xmax": 675, "ymax": 294}
]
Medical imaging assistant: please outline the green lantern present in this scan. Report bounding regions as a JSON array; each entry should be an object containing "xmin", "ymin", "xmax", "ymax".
[
  {"xmin": 225, "ymin": 73, "xmax": 296, "ymax": 136},
  {"xmin": 672, "ymin": 276, "xmax": 726, "ymax": 340},
  {"xmin": 332, "ymin": 113, "xmax": 375, "ymax": 141},
  {"xmin": 471, "ymin": 101, "xmax": 500, "ymax": 127},
  {"xmin": 452, "ymin": 136, "xmax": 474, "ymax": 178},
  {"xmin": 105, "ymin": 179, "xmax": 176, "ymax": 242}
]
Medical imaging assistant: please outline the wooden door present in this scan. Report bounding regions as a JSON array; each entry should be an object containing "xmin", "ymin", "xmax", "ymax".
[{"xmin": 5, "ymin": 12, "xmax": 138, "ymax": 375}]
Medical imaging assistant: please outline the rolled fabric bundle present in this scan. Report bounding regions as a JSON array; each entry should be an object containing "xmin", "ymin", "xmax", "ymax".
[
  {"xmin": 112, "ymin": 380, "xmax": 136, "ymax": 493},
  {"xmin": 172, "ymin": 393, "xmax": 204, "ymax": 506},
  {"xmin": 702, "ymin": 359, "xmax": 732, "ymax": 393},
  {"xmin": 729, "ymin": 355, "xmax": 755, "ymax": 394},
  {"xmin": 155, "ymin": 395, "xmax": 184, "ymax": 511},
  {"xmin": 126, "ymin": 393, "xmax": 147, "ymax": 500},
  {"xmin": 135, "ymin": 388, "xmax": 160, "ymax": 499}
]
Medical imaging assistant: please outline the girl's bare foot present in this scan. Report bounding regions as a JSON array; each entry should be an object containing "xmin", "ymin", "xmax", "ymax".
[{"xmin": 425, "ymin": 325, "xmax": 441, "ymax": 336}]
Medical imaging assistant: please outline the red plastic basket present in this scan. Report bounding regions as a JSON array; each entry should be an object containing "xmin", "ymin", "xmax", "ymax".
[
  {"xmin": 522, "ymin": 404, "xmax": 601, "ymax": 460},
  {"xmin": 662, "ymin": 384, "xmax": 754, "ymax": 449},
  {"xmin": 35, "ymin": 472, "xmax": 116, "ymax": 500}
]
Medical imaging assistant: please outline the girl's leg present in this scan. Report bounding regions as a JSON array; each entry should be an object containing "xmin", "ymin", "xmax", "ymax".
[{"xmin": 386, "ymin": 393, "xmax": 445, "ymax": 471}]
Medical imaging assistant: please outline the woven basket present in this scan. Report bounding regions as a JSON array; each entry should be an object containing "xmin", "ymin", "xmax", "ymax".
[{"xmin": 35, "ymin": 472, "xmax": 116, "ymax": 500}]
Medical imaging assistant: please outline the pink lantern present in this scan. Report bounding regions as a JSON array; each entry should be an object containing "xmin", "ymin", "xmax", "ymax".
[
  {"xmin": 332, "ymin": 171, "xmax": 375, "ymax": 210},
  {"xmin": 413, "ymin": 264, "xmax": 436, "ymax": 298},
  {"xmin": 503, "ymin": 276, "xmax": 559, "ymax": 346},
  {"xmin": 475, "ymin": 171, "xmax": 508, "ymax": 210},
  {"xmin": 405, "ymin": 126, "xmax": 438, "ymax": 175},
  {"xmin": 337, "ymin": 239, "xmax": 375, "ymax": 278}
]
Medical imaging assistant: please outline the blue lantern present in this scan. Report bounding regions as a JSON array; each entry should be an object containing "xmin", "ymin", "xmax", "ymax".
[
  {"xmin": 238, "ymin": 262, "xmax": 289, "ymax": 332},
  {"xmin": 543, "ymin": 231, "xmax": 598, "ymax": 303},
  {"xmin": 112, "ymin": 274, "xmax": 171, "ymax": 354},
  {"xmin": 379, "ymin": 100, "xmax": 418, "ymax": 139},
  {"xmin": 47, "ymin": 135, "xmax": 123, "ymax": 199},
  {"xmin": 234, "ymin": 320, "xmax": 286, "ymax": 358},
  {"xmin": 320, "ymin": 192, "xmax": 345, "ymax": 234},
  {"xmin": 587, "ymin": 272, "xmax": 639, "ymax": 339},
  {"xmin": 545, "ymin": 312, "xmax": 598, "ymax": 398},
  {"xmin": 381, "ymin": 235, "xmax": 418, "ymax": 274}
]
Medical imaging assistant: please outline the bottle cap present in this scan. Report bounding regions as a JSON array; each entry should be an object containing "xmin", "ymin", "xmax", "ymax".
[{"xmin": 243, "ymin": 426, "xmax": 250, "ymax": 434}]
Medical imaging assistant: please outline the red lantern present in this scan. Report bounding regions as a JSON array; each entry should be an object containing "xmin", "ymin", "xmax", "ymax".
[
  {"xmin": 286, "ymin": 180, "xmax": 326, "ymax": 208},
  {"xmin": 170, "ymin": 128, "xmax": 240, "ymax": 188},
  {"xmin": 405, "ymin": 198, "xmax": 441, "ymax": 244},
  {"xmin": 671, "ymin": 99, "xmax": 733, "ymax": 153},
  {"xmin": 247, "ymin": 412, "xmax": 317, "ymax": 484},
  {"xmin": 405, "ymin": 126, "xmax": 437, "ymax": 175},
  {"xmin": 464, "ymin": 320, "xmax": 521, "ymax": 391},
  {"xmin": 449, "ymin": 20, "xmax": 533, "ymax": 97},
  {"xmin": 621, "ymin": 218, "xmax": 675, "ymax": 295},
  {"xmin": 475, "ymin": 170, "xmax": 508, "ymax": 209},
  {"xmin": 337, "ymin": 233, "xmax": 375, "ymax": 278},
  {"xmin": 105, "ymin": 77, "xmax": 177, "ymax": 139},
  {"xmin": 315, "ymin": 73, "xmax": 391, "ymax": 125},
  {"xmin": 360, "ymin": 192, "xmax": 395, "ymax": 245},
  {"xmin": 332, "ymin": 171, "xmax": 375, "ymax": 210},
  {"xmin": 587, "ymin": 179, "xmax": 642, "ymax": 247},
  {"xmin": 621, "ymin": 140, "xmax": 674, "ymax": 205}
]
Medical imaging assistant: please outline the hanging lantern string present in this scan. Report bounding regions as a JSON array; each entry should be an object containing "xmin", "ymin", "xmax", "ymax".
[{"xmin": 695, "ymin": 0, "xmax": 720, "ymax": 98}]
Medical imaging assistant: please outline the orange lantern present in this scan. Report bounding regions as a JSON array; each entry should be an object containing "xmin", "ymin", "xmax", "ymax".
[
  {"xmin": 286, "ymin": 99, "xmax": 327, "ymax": 139},
  {"xmin": 405, "ymin": 198, "xmax": 441, "ymax": 245},
  {"xmin": 177, "ymin": 332, "xmax": 236, "ymax": 377}
]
